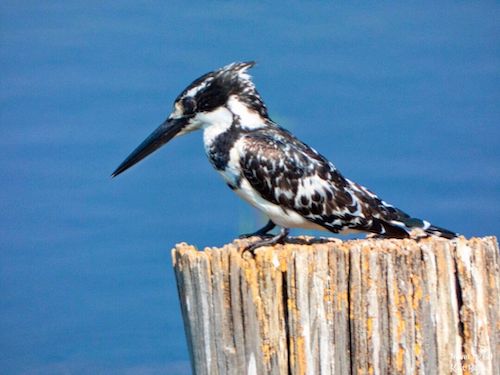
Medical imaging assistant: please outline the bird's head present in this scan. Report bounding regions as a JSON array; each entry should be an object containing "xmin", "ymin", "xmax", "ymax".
[{"xmin": 112, "ymin": 61, "xmax": 267, "ymax": 177}]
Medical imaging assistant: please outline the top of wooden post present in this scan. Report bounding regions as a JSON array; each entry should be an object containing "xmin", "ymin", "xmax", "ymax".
[{"xmin": 173, "ymin": 235, "xmax": 498, "ymax": 265}]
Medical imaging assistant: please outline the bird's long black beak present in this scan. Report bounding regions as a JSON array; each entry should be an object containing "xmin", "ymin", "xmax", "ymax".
[{"xmin": 111, "ymin": 117, "xmax": 189, "ymax": 177}]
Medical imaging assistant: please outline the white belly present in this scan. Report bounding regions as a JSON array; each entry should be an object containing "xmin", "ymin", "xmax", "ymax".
[{"xmin": 230, "ymin": 175, "xmax": 326, "ymax": 231}]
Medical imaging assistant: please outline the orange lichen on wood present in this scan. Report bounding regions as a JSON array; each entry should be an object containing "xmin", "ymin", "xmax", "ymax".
[{"xmin": 172, "ymin": 236, "xmax": 499, "ymax": 375}]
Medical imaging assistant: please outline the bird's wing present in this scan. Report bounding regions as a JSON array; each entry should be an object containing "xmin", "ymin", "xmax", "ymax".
[{"xmin": 237, "ymin": 127, "xmax": 396, "ymax": 233}]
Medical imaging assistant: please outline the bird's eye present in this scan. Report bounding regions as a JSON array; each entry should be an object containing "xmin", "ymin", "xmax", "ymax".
[{"xmin": 181, "ymin": 97, "xmax": 196, "ymax": 114}]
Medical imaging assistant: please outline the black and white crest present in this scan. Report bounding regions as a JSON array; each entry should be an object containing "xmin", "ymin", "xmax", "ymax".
[
  {"xmin": 176, "ymin": 62, "xmax": 269, "ymax": 119},
  {"xmin": 113, "ymin": 62, "xmax": 458, "ymax": 252}
]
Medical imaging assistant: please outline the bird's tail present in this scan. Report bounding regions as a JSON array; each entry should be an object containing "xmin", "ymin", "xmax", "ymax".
[
  {"xmin": 423, "ymin": 223, "xmax": 458, "ymax": 239},
  {"xmin": 391, "ymin": 215, "xmax": 458, "ymax": 240}
]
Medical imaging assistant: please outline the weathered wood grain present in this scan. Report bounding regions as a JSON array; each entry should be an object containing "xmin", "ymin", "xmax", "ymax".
[{"xmin": 172, "ymin": 236, "xmax": 499, "ymax": 375}]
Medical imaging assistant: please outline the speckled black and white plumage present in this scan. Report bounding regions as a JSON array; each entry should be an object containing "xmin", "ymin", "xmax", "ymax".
[
  {"xmin": 113, "ymin": 61, "xmax": 457, "ymax": 249},
  {"xmin": 237, "ymin": 127, "xmax": 456, "ymax": 238},
  {"xmin": 208, "ymin": 119, "xmax": 456, "ymax": 240}
]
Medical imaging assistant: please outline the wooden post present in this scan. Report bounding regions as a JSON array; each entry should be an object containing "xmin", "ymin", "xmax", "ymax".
[{"xmin": 172, "ymin": 236, "xmax": 499, "ymax": 375}]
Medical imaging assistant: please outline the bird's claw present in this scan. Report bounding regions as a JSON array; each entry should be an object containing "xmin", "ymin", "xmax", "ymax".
[{"xmin": 240, "ymin": 227, "xmax": 290, "ymax": 256}]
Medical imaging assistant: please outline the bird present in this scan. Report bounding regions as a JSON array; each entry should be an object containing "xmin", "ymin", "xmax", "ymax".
[{"xmin": 112, "ymin": 61, "xmax": 457, "ymax": 252}]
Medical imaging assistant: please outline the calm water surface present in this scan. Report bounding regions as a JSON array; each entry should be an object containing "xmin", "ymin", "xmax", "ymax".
[{"xmin": 1, "ymin": 2, "xmax": 499, "ymax": 374}]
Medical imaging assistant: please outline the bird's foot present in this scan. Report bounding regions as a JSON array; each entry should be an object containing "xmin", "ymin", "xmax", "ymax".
[
  {"xmin": 242, "ymin": 227, "xmax": 289, "ymax": 255},
  {"xmin": 238, "ymin": 220, "xmax": 276, "ymax": 239}
]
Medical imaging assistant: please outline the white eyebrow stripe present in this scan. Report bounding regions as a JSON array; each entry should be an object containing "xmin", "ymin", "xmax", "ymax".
[{"xmin": 184, "ymin": 77, "xmax": 214, "ymax": 98}]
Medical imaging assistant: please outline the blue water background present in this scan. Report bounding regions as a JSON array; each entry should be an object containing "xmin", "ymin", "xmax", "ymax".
[{"xmin": 1, "ymin": 2, "xmax": 499, "ymax": 374}]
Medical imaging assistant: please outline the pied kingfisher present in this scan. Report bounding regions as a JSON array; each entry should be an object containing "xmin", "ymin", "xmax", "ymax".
[{"xmin": 112, "ymin": 62, "xmax": 457, "ymax": 252}]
